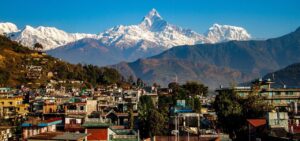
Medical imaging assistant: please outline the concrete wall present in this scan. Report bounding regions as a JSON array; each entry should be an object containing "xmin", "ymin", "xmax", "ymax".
[{"xmin": 87, "ymin": 100, "xmax": 97, "ymax": 115}]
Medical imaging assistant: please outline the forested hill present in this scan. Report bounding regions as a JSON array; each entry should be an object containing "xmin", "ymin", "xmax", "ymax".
[{"xmin": 0, "ymin": 35, "xmax": 122, "ymax": 88}]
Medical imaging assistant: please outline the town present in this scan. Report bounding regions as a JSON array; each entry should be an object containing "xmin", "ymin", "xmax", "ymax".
[
  {"xmin": 1, "ymin": 75, "xmax": 300, "ymax": 141},
  {"xmin": 1, "ymin": 1, "xmax": 300, "ymax": 141}
]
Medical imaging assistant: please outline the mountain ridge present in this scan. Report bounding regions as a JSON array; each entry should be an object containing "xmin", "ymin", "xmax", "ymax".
[
  {"xmin": 45, "ymin": 9, "xmax": 251, "ymax": 66},
  {"xmin": 111, "ymin": 26, "xmax": 300, "ymax": 89}
]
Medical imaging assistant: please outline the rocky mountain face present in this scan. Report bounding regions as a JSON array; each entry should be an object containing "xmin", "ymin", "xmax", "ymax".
[{"xmin": 111, "ymin": 27, "xmax": 300, "ymax": 89}]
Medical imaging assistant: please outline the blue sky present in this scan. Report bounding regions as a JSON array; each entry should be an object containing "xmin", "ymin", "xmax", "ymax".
[{"xmin": 0, "ymin": 0, "xmax": 300, "ymax": 38}]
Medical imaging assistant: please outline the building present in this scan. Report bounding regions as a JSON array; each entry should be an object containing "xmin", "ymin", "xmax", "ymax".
[
  {"xmin": 0, "ymin": 126, "xmax": 14, "ymax": 141},
  {"xmin": 216, "ymin": 79, "xmax": 300, "ymax": 107},
  {"xmin": 0, "ymin": 96, "xmax": 29, "ymax": 118},
  {"xmin": 0, "ymin": 87, "xmax": 12, "ymax": 96},
  {"xmin": 64, "ymin": 115, "xmax": 85, "ymax": 133},
  {"xmin": 27, "ymin": 132, "xmax": 88, "ymax": 141},
  {"xmin": 109, "ymin": 128, "xmax": 138, "ymax": 141},
  {"xmin": 87, "ymin": 99, "xmax": 97, "ymax": 115},
  {"xmin": 267, "ymin": 112, "xmax": 289, "ymax": 131},
  {"xmin": 82, "ymin": 118, "xmax": 113, "ymax": 141},
  {"xmin": 65, "ymin": 96, "xmax": 88, "ymax": 116},
  {"xmin": 21, "ymin": 117, "xmax": 62, "ymax": 139}
]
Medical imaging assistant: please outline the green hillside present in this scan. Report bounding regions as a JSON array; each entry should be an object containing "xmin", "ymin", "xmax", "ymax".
[{"xmin": 0, "ymin": 35, "xmax": 122, "ymax": 88}]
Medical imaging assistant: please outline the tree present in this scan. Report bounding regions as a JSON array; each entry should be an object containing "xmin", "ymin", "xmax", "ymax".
[
  {"xmin": 182, "ymin": 81, "xmax": 208, "ymax": 97},
  {"xmin": 33, "ymin": 43, "xmax": 43, "ymax": 51},
  {"xmin": 157, "ymin": 95, "xmax": 173, "ymax": 135},
  {"xmin": 214, "ymin": 89, "xmax": 273, "ymax": 140},
  {"xmin": 0, "ymin": 70, "xmax": 10, "ymax": 85},
  {"xmin": 128, "ymin": 75, "xmax": 135, "ymax": 85},
  {"xmin": 168, "ymin": 82, "xmax": 180, "ymax": 90},
  {"xmin": 128, "ymin": 109, "xmax": 134, "ymax": 129},
  {"xmin": 214, "ymin": 89, "xmax": 243, "ymax": 139},
  {"xmin": 148, "ymin": 109, "xmax": 165, "ymax": 137},
  {"xmin": 136, "ymin": 78, "xmax": 144, "ymax": 88},
  {"xmin": 138, "ymin": 95, "xmax": 154, "ymax": 139},
  {"xmin": 102, "ymin": 67, "xmax": 121, "ymax": 85},
  {"xmin": 193, "ymin": 97, "xmax": 202, "ymax": 113}
]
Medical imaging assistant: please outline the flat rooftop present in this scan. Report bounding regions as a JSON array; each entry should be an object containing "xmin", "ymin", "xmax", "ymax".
[{"xmin": 27, "ymin": 132, "xmax": 88, "ymax": 140}]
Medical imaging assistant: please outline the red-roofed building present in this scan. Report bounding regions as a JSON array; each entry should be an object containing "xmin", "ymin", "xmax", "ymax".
[
  {"xmin": 247, "ymin": 119, "xmax": 266, "ymax": 127},
  {"xmin": 247, "ymin": 119, "xmax": 267, "ymax": 141},
  {"xmin": 86, "ymin": 128, "xmax": 108, "ymax": 141}
]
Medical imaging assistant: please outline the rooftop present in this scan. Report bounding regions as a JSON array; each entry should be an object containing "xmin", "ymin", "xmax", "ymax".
[
  {"xmin": 82, "ymin": 118, "xmax": 113, "ymax": 128},
  {"xmin": 247, "ymin": 119, "xmax": 266, "ymax": 127},
  {"xmin": 27, "ymin": 132, "xmax": 88, "ymax": 140},
  {"xmin": 22, "ymin": 117, "xmax": 62, "ymax": 127}
]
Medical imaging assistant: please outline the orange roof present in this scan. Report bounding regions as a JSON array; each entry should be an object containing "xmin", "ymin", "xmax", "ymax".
[
  {"xmin": 87, "ymin": 128, "xmax": 107, "ymax": 140},
  {"xmin": 247, "ymin": 119, "xmax": 266, "ymax": 127}
]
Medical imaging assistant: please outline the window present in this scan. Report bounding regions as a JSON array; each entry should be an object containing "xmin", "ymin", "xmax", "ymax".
[
  {"xmin": 9, "ymin": 102, "xmax": 13, "ymax": 105},
  {"xmin": 275, "ymin": 92, "xmax": 281, "ymax": 95},
  {"xmin": 275, "ymin": 100, "xmax": 281, "ymax": 103},
  {"xmin": 286, "ymin": 91, "xmax": 294, "ymax": 95},
  {"xmin": 70, "ymin": 119, "xmax": 77, "ymax": 124},
  {"xmin": 238, "ymin": 93, "xmax": 245, "ymax": 97},
  {"xmin": 80, "ymin": 106, "xmax": 84, "ymax": 111}
]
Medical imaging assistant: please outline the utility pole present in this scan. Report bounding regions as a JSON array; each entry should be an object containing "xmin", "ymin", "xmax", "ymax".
[
  {"xmin": 177, "ymin": 115, "xmax": 180, "ymax": 141},
  {"xmin": 175, "ymin": 115, "xmax": 177, "ymax": 141},
  {"xmin": 187, "ymin": 117, "xmax": 190, "ymax": 141}
]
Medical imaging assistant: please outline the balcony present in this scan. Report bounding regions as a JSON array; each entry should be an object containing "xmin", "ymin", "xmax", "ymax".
[
  {"xmin": 66, "ymin": 110, "xmax": 86, "ymax": 115},
  {"xmin": 265, "ymin": 95, "xmax": 300, "ymax": 99}
]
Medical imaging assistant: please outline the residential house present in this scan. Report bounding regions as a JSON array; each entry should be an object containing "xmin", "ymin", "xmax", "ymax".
[
  {"xmin": 82, "ymin": 118, "xmax": 113, "ymax": 141},
  {"xmin": 22, "ymin": 117, "xmax": 62, "ymax": 139},
  {"xmin": 0, "ymin": 126, "xmax": 14, "ymax": 141},
  {"xmin": 0, "ymin": 96, "xmax": 29, "ymax": 119}
]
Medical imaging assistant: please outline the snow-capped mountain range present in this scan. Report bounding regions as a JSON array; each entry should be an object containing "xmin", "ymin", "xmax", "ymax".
[
  {"xmin": 4, "ymin": 24, "xmax": 98, "ymax": 50},
  {"xmin": 0, "ymin": 9, "xmax": 251, "ymax": 51},
  {"xmin": 0, "ymin": 9, "xmax": 251, "ymax": 66},
  {"xmin": 0, "ymin": 22, "xmax": 19, "ymax": 34}
]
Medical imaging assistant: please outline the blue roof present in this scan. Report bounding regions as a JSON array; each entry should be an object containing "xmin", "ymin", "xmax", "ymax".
[{"xmin": 22, "ymin": 119, "xmax": 62, "ymax": 127}]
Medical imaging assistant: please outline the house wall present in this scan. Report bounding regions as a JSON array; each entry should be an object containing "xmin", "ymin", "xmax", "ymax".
[
  {"xmin": 0, "ymin": 97, "xmax": 29, "ymax": 117},
  {"xmin": 87, "ymin": 100, "xmax": 97, "ymax": 115},
  {"xmin": 43, "ymin": 104, "xmax": 57, "ymax": 114},
  {"xmin": 267, "ymin": 112, "xmax": 289, "ymax": 131}
]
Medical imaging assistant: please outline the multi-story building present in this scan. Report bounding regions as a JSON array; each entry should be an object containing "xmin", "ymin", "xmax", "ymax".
[
  {"xmin": 0, "ymin": 87, "xmax": 12, "ymax": 96},
  {"xmin": 64, "ymin": 96, "xmax": 88, "ymax": 116},
  {"xmin": 21, "ymin": 117, "xmax": 62, "ymax": 139},
  {"xmin": 0, "ymin": 126, "xmax": 14, "ymax": 141},
  {"xmin": 0, "ymin": 96, "xmax": 29, "ymax": 118},
  {"xmin": 216, "ymin": 79, "xmax": 300, "ymax": 107},
  {"xmin": 64, "ymin": 116, "xmax": 85, "ymax": 133}
]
